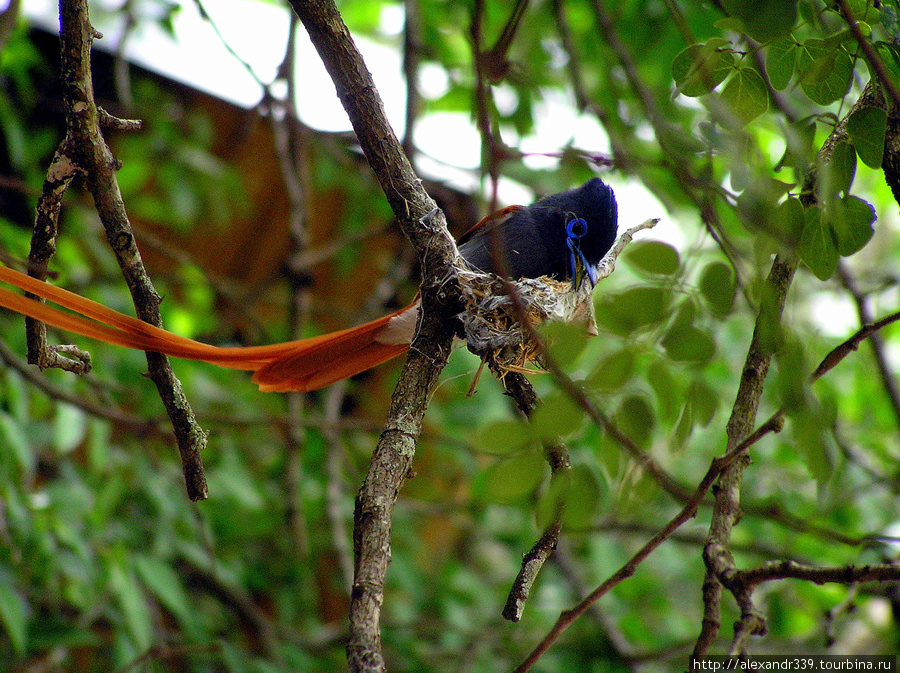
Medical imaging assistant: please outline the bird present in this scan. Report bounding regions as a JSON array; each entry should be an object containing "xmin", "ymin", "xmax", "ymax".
[{"xmin": 0, "ymin": 178, "xmax": 618, "ymax": 392}]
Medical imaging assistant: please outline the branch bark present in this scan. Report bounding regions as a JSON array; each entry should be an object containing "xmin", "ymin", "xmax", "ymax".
[
  {"xmin": 42, "ymin": 0, "xmax": 209, "ymax": 501},
  {"xmin": 286, "ymin": 2, "xmax": 461, "ymax": 670},
  {"xmin": 694, "ymin": 79, "xmax": 892, "ymax": 657}
]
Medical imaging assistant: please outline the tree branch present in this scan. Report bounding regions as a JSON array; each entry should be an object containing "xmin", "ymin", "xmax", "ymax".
[
  {"xmin": 48, "ymin": 0, "xmax": 209, "ymax": 501},
  {"xmin": 286, "ymin": 2, "xmax": 461, "ymax": 670}
]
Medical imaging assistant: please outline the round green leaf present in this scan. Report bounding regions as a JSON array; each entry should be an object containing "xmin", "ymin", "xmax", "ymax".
[
  {"xmin": 773, "ymin": 197, "xmax": 805, "ymax": 245},
  {"xmin": 473, "ymin": 419, "xmax": 533, "ymax": 455},
  {"xmin": 766, "ymin": 38, "xmax": 798, "ymax": 90},
  {"xmin": 722, "ymin": 0, "xmax": 798, "ymax": 42},
  {"xmin": 531, "ymin": 392, "xmax": 585, "ymax": 442},
  {"xmin": 535, "ymin": 465, "xmax": 604, "ymax": 530},
  {"xmin": 829, "ymin": 196, "xmax": 876, "ymax": 257},
  {"xmin": 647, "ymin": 361, "xmax": 680, "ymax": 421},
  {"xmin": 672, "ymin": 39, "xmax": 734, "ymax": 97},
  {"xmin": 662, "ymin": 326, "xmax": 716, "ymax": 363},
  {"xmin": 615, "ymin": 395, "xmax": 655, "ymax": 449},
  {"xmin": 596, "ymin": 286, "xmax": 672, "ymax": 336},
  {"xmin": 720, "ymin": 67, "xmax": 768, "ymax": 127},
  {"xmin": 478, "ymin": 450, "xmax": 546, "ymax": 504},
  {"xmin": 846, "ymin": 106, "xmax": 887, "ymax": 169},
  {"xmin": 623, "ymin": 240, "xmax": 681, "ymax": 276},
  {"xmin": 588, "ymin": 348, "xmax": 636, "ymax": 392},
  {"xmin": 541, "ymin": 321, "xmax": 591, "ymax": 366},
  {"xmin": 688, "ymin": 381, "xmax": 719, "ymax": 427},
  {"xmin": 669, "ymin": 298, "xmax": 697, "ymax": 334},
  {"xmin": 797, "ymin": 40, "xmax": 853, "ymax": 105},
  {"xmin": 563, "ymin": 465, "xmax": 604, "ymax": 529},
  {"xmin": 818, "ymin": 140, "xmax": 857, "ymax": 199},
  {"xmin": 535, "ymin": 471, "xmax": 568, "ymax": 529},
  {"xmin": 799, "ymin": 205, "xmax": 838, "ymax": 280},
  {"xmin": 699, "ymin": 261, "xmax": 736, "ymax": 316}
]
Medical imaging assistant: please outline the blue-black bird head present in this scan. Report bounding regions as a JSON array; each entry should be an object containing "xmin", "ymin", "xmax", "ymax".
[{"xmin": 458, "ymin": 177, "xmax": 619, "ymax": 288}]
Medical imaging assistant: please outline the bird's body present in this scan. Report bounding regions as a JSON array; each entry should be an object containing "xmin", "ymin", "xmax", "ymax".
[{"xmin": 0, "ymin": 178, "xmax": 618, "ymax": 392}]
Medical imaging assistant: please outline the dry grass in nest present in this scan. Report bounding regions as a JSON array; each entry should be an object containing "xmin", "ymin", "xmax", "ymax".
[{"xmin": 456, "ymin": 268, "xmax": 596, "ymax": 378}]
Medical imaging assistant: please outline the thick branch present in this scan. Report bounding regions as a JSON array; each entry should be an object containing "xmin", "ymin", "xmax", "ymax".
[
  {"xmin": 695, "ymin": 79, "xmax": 888, "ymax": 656},
  {"xmin": 286, "ymin": 2, "xmax": 460, "ymax": 671}
]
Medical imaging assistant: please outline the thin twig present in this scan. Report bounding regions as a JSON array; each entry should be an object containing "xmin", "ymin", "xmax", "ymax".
[
  {"xmin": 53, "ymin": 0, "xmax": 209, "ymax": 500},
  {"xmin": 835, "ymin": 0, "xmax": 900, "ymax": 110},
  {"xmin": 497, "ymin": 372, "xmax": 569, "ymax": 622},
  {"xmin": 512, "ymin": 418, "xmax": 783, "ymax": 673},
  {"xmin": 836, "ymin": 262, "xmax": 900, "ymax": 428}
]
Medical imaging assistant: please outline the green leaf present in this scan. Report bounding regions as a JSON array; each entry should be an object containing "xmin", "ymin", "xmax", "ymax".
[
  {"xmin": 797, "ymin": 40, "xmax": 853, "ymax": 105},
  {"xmin": 798, "ymin": 205, "xmax": 839, "ymax": 280},
  {"xmin": 846, "ymin": 106, "xmax": 887, "ymax": 168},
  {"xmin": 587, "ymin": 349, "xmax": 636, "ymax": 392},
  {"xmin": 845, "ymin": 0, "xmax": 880, "ymax": 25},
  {"xmin": 672, "ymin": 39, "xmax": 734, "ymax": 97},
  {"xmin": 818, "ymin": 140, "xmax": 857, "ymax": 200},
  {"xmin": 874, "ymin": 41, "xmax": 900, "ymax": 87},
  {"xmin": 53, "ymin": 404, "xmax": 87, "ymax": 455},
  {"xmin": 535, "ymin": 470, "xmax": 568, "ymax": 529},
  {"xmin": 109, "ymin": 558, "xmax": 153, "ymax": 651},
  {"xmin": 134, "ymin": 556, "xmax": 199, "ymax": 638},
  {"xmin": 773, "ymin": 197, "xmax": 805, "ymax": 245},
  {"xmin": 478, "ymin": 450, "xmax": 546, "ymax": 504},
  {"xmin": 766, "ymin": 39, "xmax": 798, "ymax": 90},
  {"xmin": 698, "ymin": 261, "xmax": 736, "ymax": 316},
  {"xmin": 536, "ymin": 465, "xmax": 604, "ymax": 530},
  {"xmin": 722, "ymin": 0, "xmax": 798, "ymax": 41},
  {"xmin": 883, "ymin": 4, "xmax": 900, "ymax": 39},
  {"xmin": 669, "ymin": 298, "xmax": 697, "ymax": 333},
  {"xmin": 615, "ymin": 396, "xmax": 655, "ymax": 449},
  {"xmin": 596, "ymin": 287, "xmax": 672, "ymax": 336},
  {"xmin": 793, "ymin": 406, "xmax": 834, "ymax": 485},
  {"xmin": 563, "ymin": 465, "xmax": 604, "ymax": 529},
  {"xmin": 776, "ymin": 336, "xmax": 808, "ymax": 411},
  {"xmin": 541, "ymin": 321, "xmax": 590, "ymax": 366},
  {"xmin": 473, "ymin": 419, "xmax": 533, "ymax": 455},
  {"xmin": 0, "ymin": 412, "xmax": 32, "ymax": 474},
  {"xmin": 647, "ymin": 361, "xmax": 680, "ymax": 421},
  {"xmin": 688, "ymin": 381, "xmax": 719, "ymax": 426},
  {"xmin": 623, "ymin": 240, "xmax": 681, "ymax": 276},
  {"xmin": 673, "ymin": 400, "xmax": 694, "ymax": 447},
  {"xmin": 775, "ymin": 119, "xmax": 816, "ymax": 175},
  {"xmin": 0, "ymin": 574, "xmax": 27, "ymax": 656},
  {"xmin": 829, "ymin": 196, "xmax": 876, "ymax": 256},
  {"xmin": 531, "ymin": 392, "xmax": 585, "ymax": 442},
  {"xmin": 662, "ymin": 326, "xmax": 716, "ymax": 363},
  {"xmin": 719, "ymin": 67, "xmax": 769, "ymax": 127}
]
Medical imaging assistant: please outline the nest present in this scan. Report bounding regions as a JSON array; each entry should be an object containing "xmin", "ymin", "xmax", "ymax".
[
  {"xmin": 452, "ymin": 217, "xmax": 660, "ymax": 381},
  {"xmin": 456, "ymin": 267, "xmax": 596, "ymax": 378}
]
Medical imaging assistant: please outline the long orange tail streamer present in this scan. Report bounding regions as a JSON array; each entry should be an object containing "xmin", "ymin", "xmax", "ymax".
[{"xmin": 0, "ymin": 265, "xmax": 411, "ymax": 392}]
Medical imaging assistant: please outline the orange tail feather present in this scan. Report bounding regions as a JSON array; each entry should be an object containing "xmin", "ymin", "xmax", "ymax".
[{"xmin": 0, "ymin": 265, "xmax": 411, "ymax": 392}]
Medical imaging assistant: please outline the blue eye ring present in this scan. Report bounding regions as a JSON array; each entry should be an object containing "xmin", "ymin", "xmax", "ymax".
[{"xmin": 566, "ymin": 218, "xmax": 588, "ymax": 239}]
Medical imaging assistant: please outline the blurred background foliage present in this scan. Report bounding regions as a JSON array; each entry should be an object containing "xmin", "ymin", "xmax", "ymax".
[{"xmin": 0, "ymin": 0, "xmax": 899, "ymax": 670}]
